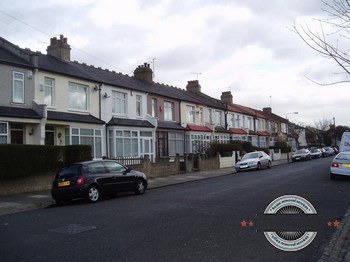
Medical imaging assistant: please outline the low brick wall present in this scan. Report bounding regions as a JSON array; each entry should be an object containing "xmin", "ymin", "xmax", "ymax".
[{"xmin": 0, "ymin": 172, "xmax": 56, "ymax": 196}]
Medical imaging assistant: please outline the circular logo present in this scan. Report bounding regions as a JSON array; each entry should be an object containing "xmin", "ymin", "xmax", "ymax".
[{"xmin": 264, "ymin": 195, "xmax": 317, "ymax": 252}]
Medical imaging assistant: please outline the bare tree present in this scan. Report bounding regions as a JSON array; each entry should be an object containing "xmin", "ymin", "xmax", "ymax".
[
  {"xmin": 293, "ymin": 0, "xmax": 350, "ymax": 84},
  {"xmin": 288, "ymin": 121, "xmax": 306, "ymax": 149}
]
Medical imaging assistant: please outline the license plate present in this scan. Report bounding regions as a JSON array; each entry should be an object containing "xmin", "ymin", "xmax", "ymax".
[
  {"xmin": 342, "ymin": 163, "xmax": 350, "ymax": 168},
  {"xmin": 58, "ymin": 181, "xmax": 70, "ymax": 187}
]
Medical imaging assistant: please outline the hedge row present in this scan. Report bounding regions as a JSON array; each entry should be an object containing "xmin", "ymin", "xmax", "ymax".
[{"xmin": 0, "ymin": 144, "xmax": 92, "ymax": 180}]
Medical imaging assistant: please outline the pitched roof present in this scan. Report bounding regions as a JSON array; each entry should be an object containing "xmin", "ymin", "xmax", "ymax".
[
  {"xmin": 0, "ymin": 106, "xmax": 41, "ymax": 119},
  {"xmin": 257, "ymin": 131, "xmax": 270, "ymax": 136},
  {"xmin": 107, "ymin": 117, "xmax": 154, "ymax": 127},
  {"xmin": 157, "ymin": 121, "xmax": 185, "ymax": 130},
  {"xmin": 38, "ymin": 54, "xmax": 200, "ymax": 104},
  {"xmin": 186, "ymin": 124, "xmax": 212, "ymax": 132},
  {"xmin": 215, "ymin": 126, "xmax": 230, "ymax": 133},
  {"xmin": 229, "ymin": 128, "xmax": 248, "ymax": 135},
  {"xmin": 47, "ymin": 111, "xmax": 104, "ymax": 124}
]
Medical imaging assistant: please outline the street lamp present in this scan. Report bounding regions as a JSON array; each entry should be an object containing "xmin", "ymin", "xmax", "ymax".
[
  {"xmin": 333, "ymin": 117, "xmax": 336, "ymax": 147},
  {"xmin": 285, "ymin": 112, "xmax": 298, "ymax": 162}
]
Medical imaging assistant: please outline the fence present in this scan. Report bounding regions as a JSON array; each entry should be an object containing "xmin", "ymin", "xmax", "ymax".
[{"xmin": 111, "ymin": 156, "xmax": 144, "ymax": 166}]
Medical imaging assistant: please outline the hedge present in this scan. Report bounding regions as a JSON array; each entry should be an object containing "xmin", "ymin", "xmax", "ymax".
[{"xmin": 0, "ymin": 144, "xmax": 92, "ymax": 180}]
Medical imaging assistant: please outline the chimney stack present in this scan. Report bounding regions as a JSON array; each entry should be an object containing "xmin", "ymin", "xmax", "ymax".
[
  {"xmin": 221, "ymin": 91, "xmax": 233, "ymax": 105},
  {"xmin": 263, "ymin": 107, "xmax": 272, "ymax": 114},
  {"xmin": 133, "ymin": 63, "xmax": 153, "ymax": 84},
  {"xmin": 46, "ymin": 35, "xmax": 71, "ymax": 62},
  {"xmin": 186, "ymin": 80, "xmax": 201, "ymax": 93}
]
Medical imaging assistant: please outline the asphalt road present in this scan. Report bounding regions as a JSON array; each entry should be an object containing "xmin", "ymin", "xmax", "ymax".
[{"xmin": 1, "ymin": 157, "xmax": 349, "ymax": 262}]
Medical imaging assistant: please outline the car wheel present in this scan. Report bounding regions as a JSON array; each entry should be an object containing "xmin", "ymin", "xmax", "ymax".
[
  {"xmin": 86, "ymin": 185, "xmax": 101, "ymax": 203},
  {"xmin": 330, "ymin": 173, "xmax": 337, "ymax": 180},
  {"xmin": 267, "ymin": 161, "xmax": 272, "ymax": 169},
  {"xmin": 257, "ymin": 162, "xmax": 261, "ymax": 170},
  {"xmin": 135, "ymin": 179, "xmax": 146, "ymax": 195}
]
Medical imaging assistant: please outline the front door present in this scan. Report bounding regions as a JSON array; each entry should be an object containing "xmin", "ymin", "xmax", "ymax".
[{"xmin": 141, "ymin": 138, "xmax": 153, "ymax": 161}]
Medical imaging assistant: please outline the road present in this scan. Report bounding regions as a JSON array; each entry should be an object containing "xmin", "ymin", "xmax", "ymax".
[{"xmin": 1, "ymin": 157, "xmax": 350, "ymax": 262}]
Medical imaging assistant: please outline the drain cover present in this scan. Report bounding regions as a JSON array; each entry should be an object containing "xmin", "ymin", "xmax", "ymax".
[{"xmin": 49, "ymin": 224, "xmax": 96, "ymax": 235}]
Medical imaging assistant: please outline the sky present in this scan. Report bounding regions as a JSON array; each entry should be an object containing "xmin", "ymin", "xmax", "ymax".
[{"xmin": 0, "ymin": 0, "xmax": 348, "ymax": 127}]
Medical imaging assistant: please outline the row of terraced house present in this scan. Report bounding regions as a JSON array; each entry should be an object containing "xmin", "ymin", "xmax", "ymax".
[{"xmin": 0, "ymin": 35, "xmax": 306, "ymax": 160}]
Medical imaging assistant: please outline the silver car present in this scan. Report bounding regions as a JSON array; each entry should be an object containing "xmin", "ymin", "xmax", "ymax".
[
  {"xmin": 235, "ymin": 151, "xmax": 272, "ymax": 172},
  {"xmin": 330, "ymin": 152, "xmax": 350, "ymax": 179}
]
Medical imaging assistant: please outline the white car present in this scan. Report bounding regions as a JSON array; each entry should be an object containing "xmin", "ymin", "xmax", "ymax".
[
  {"xmin": 330, "ymin": 152, "xmax": 350, "ymax": 179},
  {"xmin": 235, "ymin": 151, "xmax": 272, "ymax": 172}
]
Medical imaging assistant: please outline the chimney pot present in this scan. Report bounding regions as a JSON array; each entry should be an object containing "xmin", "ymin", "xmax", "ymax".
[{"xmin": 133, "ymin": 62, "xmax": 153, "ymax": 84}]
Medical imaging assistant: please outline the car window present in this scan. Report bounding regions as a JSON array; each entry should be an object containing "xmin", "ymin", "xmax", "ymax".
[
  {"xmin": 336, "ymin": 153, "xmax": 350, "ymax": 161},
  {"xmin": 57, "ymin": 165, "xmax": 81, "ymax": 179},
  {"xmin": 242, "ymin": 152, "xmax": 259, "ymax": 160},
  {"xmin": 104, "ymin": 161, "xmax": 126, "ymax": 173},
  {"xmin": 85, "ymin": 162, "xmax": 107, "ymax": 174}
]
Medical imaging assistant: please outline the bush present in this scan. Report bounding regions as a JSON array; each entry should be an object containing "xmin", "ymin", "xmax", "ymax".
[{"xmin": 0, "ymin": 144, "xmax": 92, "ymax": 180}]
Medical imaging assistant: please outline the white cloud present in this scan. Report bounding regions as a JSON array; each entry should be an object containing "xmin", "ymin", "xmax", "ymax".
[{"xmin": 0, "ymin": 0, "xmax": 348, "ymax": 126}]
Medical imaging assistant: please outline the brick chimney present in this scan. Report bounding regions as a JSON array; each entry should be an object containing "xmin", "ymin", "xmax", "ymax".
[
  {"xmin": 263, "ymin": 107, "xmax": 272, "ymax": 114},
  {"xmin": 46, "ymin": 35, "xmax": 71, "ymax": 62},
  {"xmin": 133, "ymin": 63, "xmax": 153, "ymax": 84},
  {"xmin": 186, "ymin": 80, "xmax": 201, "ymax": 93},
  {"xmin": 221, "ymin": 91, "xmax": 233, "ymax": 105}
]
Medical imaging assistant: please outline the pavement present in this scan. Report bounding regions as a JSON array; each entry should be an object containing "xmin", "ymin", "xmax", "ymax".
[{"xmin": 1, "ymin": 159, "xmax": 349, "ymax": 261}]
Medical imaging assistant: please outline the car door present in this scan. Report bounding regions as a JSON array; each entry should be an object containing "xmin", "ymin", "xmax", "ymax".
[
  {"xmin": 103, "ymin": 161, "xmax": 135, "ymax": 192},
  {"xmin": 259, "ymin": 152, "xmax": 268, "ymax": 167},
  {"xmin": 85, "ymin": 162, "xmax": 114, "ymax": 194}
]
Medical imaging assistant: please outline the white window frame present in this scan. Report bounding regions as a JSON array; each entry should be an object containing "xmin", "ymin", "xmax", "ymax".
[
  {"xmin": 65, "ymin": 127, "xmax": 102, "ymax": 158},
  {"xmin": 187, "ymin": 105, "xmax": 195, "ymax": 123},
  {"xmin": 151, "ymin": 98, "xmax": 157, "ymax": 117},
  {"xmin": 164, "ymin": 101, "xmax": 174, "ymax": 121},
  {"xmin": 68, "ymin": 82, "xmax": 88, "ymax": 111},
  {"xmin": 136, "ymin": 95, "xmax": 142, "ymax": 117},
  {"xmin": 13, "ymin": 71, "xmax": 24, "ymax": 103},
  {"xmin": 112, "ymin": 91, "xmax": 127, "ymax": 116},
  {"xmin": 44, "ymin": 77, "xmax": 54, "ymax": 107},
  {"xmin": 0, "ymin": 122, "xmax": 8, "ymax": 144}
]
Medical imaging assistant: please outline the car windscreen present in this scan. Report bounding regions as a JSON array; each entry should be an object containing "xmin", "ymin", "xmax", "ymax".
[
  {"xmin": 335, "ymin": 153, "xmax": 350, "ymax": 161},
  {"xmin": 242, "ymin": 152, "xmax": 259, "ymax": 160},
  {"xmin": 56, "ymin": 165, "xmax": 81, "ymax": 179}
]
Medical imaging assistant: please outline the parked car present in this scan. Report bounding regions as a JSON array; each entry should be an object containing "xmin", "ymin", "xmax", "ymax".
[
  {"xmin": 51, "ymin": 160, "xmax": 148, "ymax": 204},
  {"xmin": 310, "ymin": 148, "xmax": 322, "ymax": 159},
  {"xmin": 323, "ymin": 147, "xmax": 335, "ymax": 157},
  {"xmin": 235, "ymin": 151, "xmax": 271, "ymax": 172},
  {"xmin": 330, "ymin": 152, "xmax": 350, "ymax": 179},
  {"xmin": 292, "ymin": 149, "xmax": 311, "ymax": 162}
]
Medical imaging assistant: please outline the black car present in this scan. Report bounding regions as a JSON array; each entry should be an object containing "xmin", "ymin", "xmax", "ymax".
[{"xmin": 51, "ymin": 160, "xmax": 148, "ymax": 204}]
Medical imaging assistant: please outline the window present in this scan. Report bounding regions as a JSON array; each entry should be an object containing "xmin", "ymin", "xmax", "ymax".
[
  {"xmin": 152, "ymin": 98, "xmax": 158, "ymax": 117},
  {"xmin": 216, "ymin": 111, "xmax": 222, "ymax": 126},
  {"xmin": 104, "ymin": 161, "xmax": 126, "ymax": 173},
  {"xmin": 169, "ymin": 132, "xmax": 184, "ymax": 156},
  {"xmin": 67, "ymin": 128, "xmax": 102, "ymax": 158},
  {"xmin": 164, "ymin": 101, "xmax": 174, "ymax": 121},
  {"xmin": 10, "ymin": 123, "xmax": 23, "ymax": 144},
  {"xmin": 44, "ymin": 78, "xmax": 54, "ymax": 107},
  {"xmin": 199, "ymin": 108, "xmax": 204, "ymax": 125},
  {"xmin": 136, "ymin": 95, "xmax": 142, "ymax": 117},
  {"xmin": 0, "ymin": 122, "xmax": 8, "ymax": 144},
  {"xmin": 112, "ymin": 91, "xmax": 127, "ymax": 116},
  {"xmin": 187, "ymin": 106, "xmax": 195, "ymax": 123},
  {"xmin": 13, "ymin": 71, "xmax": 24, "ymax": 103},
  {"xmin": 230, "ymin": 114, "xmax": 235, "ymax": 128},
  {"xmin": 114, "ymin": 130, "xmax": 139, "ymax": 157},
  {"xmin": 208, "ymin": 109, "xmax": 213, "ymax": 124},
  {"xmin": 69, "ymin": 83, "xmax": 88, "ymax": 111}
]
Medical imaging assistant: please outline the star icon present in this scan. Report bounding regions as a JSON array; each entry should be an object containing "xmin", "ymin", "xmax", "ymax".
[
  {"xmin": 241, "ymin": 220, "xmax": 248, "ymax": 227},
  {"xmin": 249, "ymin": 221, "xmax": 254, "ymax": 227},
  {"xmin": 327, "ymin": 221, "xmax": 333, "ymax": 227},
  {"xmin": 333, "ymin": 220, "xmax": 341, "ymax": 227}
]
